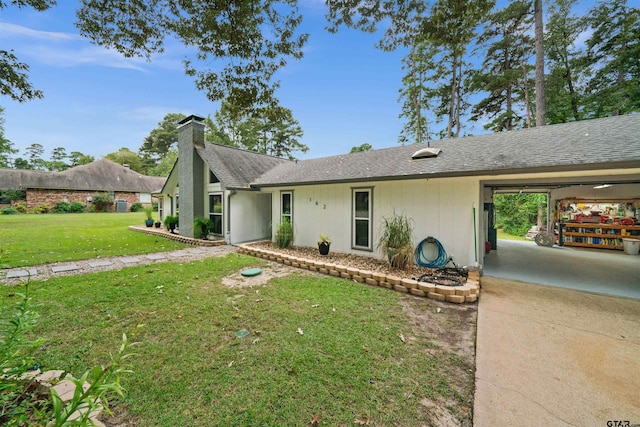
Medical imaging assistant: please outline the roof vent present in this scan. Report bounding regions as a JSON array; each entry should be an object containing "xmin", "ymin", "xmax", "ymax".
[{"xmin": 411, "ymin": 147, "xmax": 441, "ymax": 159}]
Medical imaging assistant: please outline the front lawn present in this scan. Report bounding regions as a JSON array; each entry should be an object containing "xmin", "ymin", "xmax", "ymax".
[
  {"xmin": 1, "ymin": 254, "xmax": 475, "ymax": 426},
  {"xmin": 0, "ymin": 213, "xmax": 187, "ymax": 268}
]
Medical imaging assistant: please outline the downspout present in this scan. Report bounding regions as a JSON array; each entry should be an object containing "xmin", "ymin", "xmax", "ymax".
[{"xmin": 226, "ymin": 189, "xmax": 237, "ymax": 244}]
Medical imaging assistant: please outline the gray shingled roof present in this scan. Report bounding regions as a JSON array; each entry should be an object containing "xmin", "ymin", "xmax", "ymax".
[
  {"xmin": 0, "ymin": 158, "xmax": 165, "ymax": 192},
  {"xmin": 253, "ymin": 114, "xmax": 640, "ymax": 187},
  {"xmin": 196, "ymin": 142, "xmax": 291, "ymax": 189}
]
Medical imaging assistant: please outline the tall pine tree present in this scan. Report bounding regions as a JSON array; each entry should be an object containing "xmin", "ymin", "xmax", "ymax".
[{"xmin": 470, "ymin": 0, "xmax": 535, "ymax": 132}]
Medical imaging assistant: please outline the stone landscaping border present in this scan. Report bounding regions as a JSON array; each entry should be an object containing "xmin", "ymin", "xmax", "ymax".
[
  {"xmin": 128, "ymin": 226, "xmax": 226, "ymax": 247},
  {"xmin": 237, "ymin": 244, "xmax": 480, "ymax": 304}
]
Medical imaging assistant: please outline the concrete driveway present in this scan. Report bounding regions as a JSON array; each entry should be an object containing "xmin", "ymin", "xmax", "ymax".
[{"xmin": 474, "ymin": 276, "xmax": 640, "ymax": 426}]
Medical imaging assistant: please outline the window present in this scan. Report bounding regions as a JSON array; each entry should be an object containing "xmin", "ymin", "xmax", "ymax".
[
  {"xmin": 281, "ymin": 191, "xmax": 293, "ymax": 224},
  {"xmin": 352, "ymin": 188, "xmax": 372, "ymax": 250},
  {"xmin": 209, "ymin": 170, "xmax": 219, "ymax": 183},
  {"xmin": 209, "ymin": 193, "xmax": 223, "ymax": 235},
  {"xmin": 158, "ymin": 198, "xmax": 163, "ymax": 219}
]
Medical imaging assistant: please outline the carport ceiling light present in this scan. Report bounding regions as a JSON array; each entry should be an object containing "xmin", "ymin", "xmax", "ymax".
[{"xmin": 593, "ymin": 184, "xmax": 612, "ymax": 189}]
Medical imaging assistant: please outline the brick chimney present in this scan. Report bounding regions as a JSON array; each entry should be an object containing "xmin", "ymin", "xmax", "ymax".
[{"xmin": 177, "ymin": 114, "xmax": 206, "ymax": 238}]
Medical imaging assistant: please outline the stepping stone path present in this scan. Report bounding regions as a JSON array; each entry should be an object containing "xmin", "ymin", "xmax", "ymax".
[
  {"xmin": 1, "ymin": 246, "xmax": 236, "ymax": 286},
  {"xmin": 13, "ymin": 369, "xmax": 105, "ymax": 426},
  {"xmin": 6, "ymin": 268, "xmax": 38, "ymax": 279},
  {"xmin": 51, "ymin": 264, "xmax": 80, "ymax": 273},
  {"xmin": 88, "ymin": 260, "xmax": 114, "ymax": 268},
  {"xmin": 169, "ymin": 252, "xmax": 188, "ymax": 257}
]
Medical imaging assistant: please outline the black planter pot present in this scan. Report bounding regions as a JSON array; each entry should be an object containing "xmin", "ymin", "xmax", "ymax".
[{"xmin": 318, "ymin": 242, "xmax": 331, "ymax": 255}]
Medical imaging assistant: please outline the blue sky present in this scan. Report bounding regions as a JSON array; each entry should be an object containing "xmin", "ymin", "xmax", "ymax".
[{"xmin": 1, "ymin": 1, "xmax": 410, "ymax": 161}]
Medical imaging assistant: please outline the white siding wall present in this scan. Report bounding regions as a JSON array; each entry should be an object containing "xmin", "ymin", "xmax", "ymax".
[
  {"xmin": 230, "ymin": 191, "xmax": 272, "ymax": 244},
  {"xmin": 268, "ymin": 177, "xmax": 482, "ymax": 266}
]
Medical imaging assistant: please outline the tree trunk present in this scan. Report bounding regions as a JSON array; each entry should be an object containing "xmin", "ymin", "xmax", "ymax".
[
  {"xmin": 447, "ymin": 55, "xmax": 457, "ymax": 139},
  {"xmin": 411, "ymin": 47, "xmax": 423, "ymax": 144},
  {"xmin": 522, "ymin": 61, "xmax": 532, "ymax": 128},
  {"xmin": 454, "ymin": 58, "xmax": 463, "ymax": 138},
  {"xmin": 534, "ymin": 0, "xmax": 546, "ymax": 126}
]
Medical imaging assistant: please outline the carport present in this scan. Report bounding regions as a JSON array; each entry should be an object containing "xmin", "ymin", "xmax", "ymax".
[
  {"xmin": 481, "ymin": 175, "xmax": 640, "ymax": 298},
  {"xmin": 483, "ymin": 239, "xmax": 640, "ymax": 299}
]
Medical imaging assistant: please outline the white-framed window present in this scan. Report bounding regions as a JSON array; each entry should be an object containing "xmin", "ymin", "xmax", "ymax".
[
  {"xmin": 158, "ymin": 198, "xmax": 163, "ymax": 219},
  {"xmin": 139, "ymin": 193, "xmax": 152, "ymax": 203},
  {"xmin": 352, "ymin": 188, "xmax": 373, "ymax": 250},
  {"xmin": 281, "ymin": 191, "xmax": 293, "ymax": 224},
  {"xmin": 209, "ymin": 193, "xmax": 223, "ymax": 235}
]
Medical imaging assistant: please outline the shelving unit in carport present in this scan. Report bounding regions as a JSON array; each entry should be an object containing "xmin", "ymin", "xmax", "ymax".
[{"xmin": 562, "ymin": 223, "xmax": 640, "ymax": 250}]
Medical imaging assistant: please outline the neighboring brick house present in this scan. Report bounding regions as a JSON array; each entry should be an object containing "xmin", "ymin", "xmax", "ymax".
[{"xmin": 0, "ymin": 158, "xmax": 165, "ymax": 211}]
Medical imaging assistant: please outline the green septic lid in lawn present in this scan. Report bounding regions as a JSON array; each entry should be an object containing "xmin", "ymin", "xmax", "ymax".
[{"xmin": 241, "ymin": 268, "xmax": 262, "ymax": 277}]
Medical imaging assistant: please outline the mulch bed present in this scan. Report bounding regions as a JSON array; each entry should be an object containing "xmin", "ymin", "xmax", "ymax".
[{"xmin": 247, "ymin": 241, "xmax": 444, "ymax": 281}]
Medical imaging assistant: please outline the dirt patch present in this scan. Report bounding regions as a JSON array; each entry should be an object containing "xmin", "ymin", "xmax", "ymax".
[
  {"xmin": 400, "ymin": 295, "xmax": 477, "ymax": 427},
  {"xmin": 221, "ymin": 262, "xmax": 297, "ymax": 288}
]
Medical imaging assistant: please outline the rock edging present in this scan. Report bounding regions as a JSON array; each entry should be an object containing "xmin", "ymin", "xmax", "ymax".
[{"xmin": 237, "ymin": 245, "xmax": 480, "ymax": 304}]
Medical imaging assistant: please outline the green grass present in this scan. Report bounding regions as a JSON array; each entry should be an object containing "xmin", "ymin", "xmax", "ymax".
[
  {"xmin": 1, "ymin": 254, "xmax": 471, "ymax": 426},
  {"xmin": 0, "ymin": 213, "xmax": 187, "ymax": 268},
  {"xmin": 496, "ymin": 228, "xmax": 528, "ymax": 241}
]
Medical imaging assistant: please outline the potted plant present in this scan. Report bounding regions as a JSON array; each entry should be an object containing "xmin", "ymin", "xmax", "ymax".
[
  {"xmin": 318, "ymin": 233, "xmax": 331, "ymax": 255},
  {"xmin": 163, "ymin": 215, "xmax": 179, "ymax": 234},
  {"xmin": 275, "ymin": 218, "xmax": 293, "ymax": 248},
  {"xmin": 194, "ymin": 216, "xmax": 213, "ymax": 240},
  {"xmin": 143, "ymin": 206, "xmax": 154, "ymax": 227},
  {"xmin": 377, "ymin": 211, "xmax": 414, "ymax": 269},
  {"xmin": 154, "ymin": 220, "xmax": 162, "ymax": 228}
]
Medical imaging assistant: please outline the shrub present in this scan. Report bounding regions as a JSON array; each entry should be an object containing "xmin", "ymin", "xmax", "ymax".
[
  {"xmin": 14, "ymin": 202, "xmax": 27, "ymax": 213},
  {"xmin": 53, "ymin": 201, "xmax": 72, "ymax": 213},
  {"xmin": 378, "ymin": 211, "xmax": 415, "ymax": 269},
  {"xmin": 69, "ymin": 201, "xmax": 85, "ymax": 213},
  {"xmin": 32, "ymin": 203, "xmax": 51, "ymax": 214},
  {"xmin": 0, "ymin": 189, "xmax": 26, "ymax": 204},
  {"xmin": 1, "ymin": 207, "xmax": 17, "ymax": 215},
  {"xmin": 92, "ymin": 193, "xmax": 114, "ymax": 212},
  {"xmin": 143, "ymin": 205, "xmax": 154, "ymax": 220},
  {"xmin": 152, "ymin": 201, "xmax": 158, "ymax": 212},
  {"xmin": 275, "ymin": 218, "xmax": 293, "ymax": 248},
  {"xmin": 194, "ymin": 216, "xmax": 213, "ymax": 239},
  {"xmin": 163, "ymin": 215, "xmax": 179, "ymax": 232},
  {"xmin": 130, "ymin": 202, "xmax": 143, "ymax": 212}
]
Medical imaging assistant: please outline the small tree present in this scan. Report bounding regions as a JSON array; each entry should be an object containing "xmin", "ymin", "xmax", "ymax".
[{"xmin": 92, "ymin": 193, "xmax": 114, "ymax": 212}]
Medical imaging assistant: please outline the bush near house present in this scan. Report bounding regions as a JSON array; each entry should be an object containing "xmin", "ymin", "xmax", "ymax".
[
  {"xmin": 53, "ymin": 201, "xmax": 86, "ymax": 213},
  {"xmin": 130, "ymin": 202, "xmax": 143, "ymax": 212},
  {"xmin": 1, "ymin": 207, "xmax": 17, "ymax": 215},
  {"xmin": 32, "ymin": 203, "xmax": 51, "ymax": 214},
  {"xmin": 14, "ymin": 202, "xmax": 27, "ymax": 213},
  {"xmin": 92, "ymin": 193, "xmax": 114, "ymax": 212},
  {"xmin": 0, "ymin": 189, "xmax": 26, "ymax": 204}
]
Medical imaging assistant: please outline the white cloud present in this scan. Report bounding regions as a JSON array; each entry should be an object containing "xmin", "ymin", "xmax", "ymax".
[
  {"xmin": 25, "ymin": 44, "xmax": 149, "ymax": 71},
  {"xmin": 0, "ymin": 21, "xmax": 77, "ymax": 41}
]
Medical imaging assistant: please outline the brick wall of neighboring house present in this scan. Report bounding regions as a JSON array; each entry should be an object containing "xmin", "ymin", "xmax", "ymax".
[{"xmin": 26, "ymin": 189, "xmax": 145, "ymax": 212}]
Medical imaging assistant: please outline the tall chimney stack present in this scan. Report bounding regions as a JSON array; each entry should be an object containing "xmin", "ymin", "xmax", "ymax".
[{"xmin": 177, "ymin": 115, "xmax": 206, "ymax": 238}]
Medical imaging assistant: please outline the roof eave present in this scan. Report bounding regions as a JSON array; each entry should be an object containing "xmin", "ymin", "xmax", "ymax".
[{"xmin": 251, "ymin": 160, "xmax": 640, "ymax": 188}]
